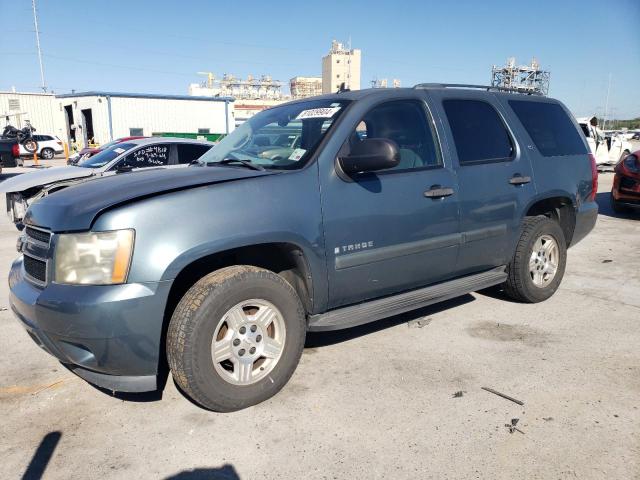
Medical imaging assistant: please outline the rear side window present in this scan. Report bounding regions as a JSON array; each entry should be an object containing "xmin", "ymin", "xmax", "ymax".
[
  {"xmin": 124, "ymin": 143, "xmax": 171, "ymax": 168},
  {"xmin": 176, "ymin": 143, "xmax": 212, "ymax": 164},
  {"xmin": 443, "ymin": 99, "xmax": 514, "ymax": 164},
  {"xmin": 509, "ymin": 101, "xmax": 587, "ymax": 157}
]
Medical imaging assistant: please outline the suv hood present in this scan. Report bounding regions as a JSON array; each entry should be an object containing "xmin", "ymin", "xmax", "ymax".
[
  {"xmin": 0, "ymin": 166, "xmax": 95, "ymax": 194},
  {"xmin": 24, "ymin": 166, "xmax": 275, "ymax": 231}
]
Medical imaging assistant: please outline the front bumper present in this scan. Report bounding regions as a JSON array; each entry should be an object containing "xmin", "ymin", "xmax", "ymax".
[
  {"xmin": 9, "ymin": 257, "xmax": 173, "ymax": 392},
  {"xmin": 571, "ymin": 201, "xmax": 598, "ymax": 247},
  {"xmin": 612, "ymin": 173, "xmax": 640, "ymax": 208}
]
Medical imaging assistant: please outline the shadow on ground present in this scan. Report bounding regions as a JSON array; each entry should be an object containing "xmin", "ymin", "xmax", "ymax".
[
  {"xmin": 165, "ymin": 464, "xmax": 240, "ymax": 480},
  {"xmin": 21, "ymin": 431, "xmax": 62, "ymax": 480},
  {"xmin": 596, "ymin": 191, "xmax": 639, "ymax": 220}
]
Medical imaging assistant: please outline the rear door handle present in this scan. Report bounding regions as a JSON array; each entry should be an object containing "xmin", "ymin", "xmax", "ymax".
[
  {"xmin": 509, "ymin": 175, "xmax": 531, "ymax": 185},
  {"xmin": 424, "ymin": 185, "xmax": 454, "ymax": 198}
]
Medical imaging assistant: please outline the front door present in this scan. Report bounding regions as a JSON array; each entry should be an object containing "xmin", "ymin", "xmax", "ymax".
[{"xmin": 320, "ymin": 98, "xmax": 461, "ymax": 309}]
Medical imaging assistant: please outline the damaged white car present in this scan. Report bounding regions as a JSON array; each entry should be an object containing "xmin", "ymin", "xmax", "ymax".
[
  {"xmin": 2, "ymin": 137, "xmax": 213, "ymax": 229},
  {"xmin": 577, "ymin": 116, "xmax": 633, "ymax": 170}
]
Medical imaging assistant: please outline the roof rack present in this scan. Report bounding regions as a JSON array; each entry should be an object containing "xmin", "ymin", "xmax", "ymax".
[{"xmin": 413, "ymin": 83, "xmax": 542, "ymax": 96}]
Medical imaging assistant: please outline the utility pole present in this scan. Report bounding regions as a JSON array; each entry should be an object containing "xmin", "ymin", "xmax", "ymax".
[{"xmin": 32, "ymin": 0, "xmax": 46, "ymax": 92}]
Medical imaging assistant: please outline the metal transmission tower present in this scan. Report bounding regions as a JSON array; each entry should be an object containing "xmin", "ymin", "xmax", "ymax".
[{"xmin": 491, "ymin": 57, "xmax": 550, "ymax": 96}]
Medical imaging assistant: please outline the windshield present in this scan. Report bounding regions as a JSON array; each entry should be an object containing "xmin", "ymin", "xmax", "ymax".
[
  {"xmin": 198, "ymin": 99, "xmax": 350, "ymax": 169},
  {"xmin": 76, "ymin": 142, "xmax": 137, "ymax": 168}
]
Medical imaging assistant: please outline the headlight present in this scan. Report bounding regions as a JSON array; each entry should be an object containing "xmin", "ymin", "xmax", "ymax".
[{"xmin": 54, "ymin": 229, "xmax": 134, "ymax": 285}]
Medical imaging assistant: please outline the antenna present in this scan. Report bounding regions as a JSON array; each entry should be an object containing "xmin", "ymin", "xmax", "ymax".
[
  {"xmin": 31, "ymin": 0, "xmax": 46, "ymax": 92},
  {"xmin": 602, "ymin": 73, "xmax": 612, "ymax": 130}
]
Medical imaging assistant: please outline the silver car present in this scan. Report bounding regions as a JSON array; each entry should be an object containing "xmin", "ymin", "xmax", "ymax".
[{"xmin": 2, "ymin": 137, "xmax": 214, "ymax": 228}]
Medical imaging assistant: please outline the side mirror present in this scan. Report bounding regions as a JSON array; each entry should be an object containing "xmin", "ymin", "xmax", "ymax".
[
  {"xmin": 116, "ymin": 161, "xmax": 133, "ymax": 173},
  {"xmin": 339, "ymin": 138, "xmax": 400, "ymax": 175}
]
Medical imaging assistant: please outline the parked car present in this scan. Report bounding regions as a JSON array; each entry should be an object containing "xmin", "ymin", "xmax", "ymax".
[
  {"xmin": 611, "ymin": 150, "xmax": 640, "ymax": 213},
  {"xmin": 67, "ymin": 136, "xmax": 146, "ymax": 165},
  {"xmin": 9, "ymin": 85, "xmax": 598, "ymax": 412},
  {"xmin": 0, "ymin": 137, "xmax": 22, "ymax": 173},
  {"xmin": 578, "ymin": 116, "xmax": 632, "ymax": 170},
  {"xmin": 2, "ymin": 137, "xmax": 214, "ymax": 228},
  {"xmin": 19, "ymin": 134, "xmax": 64, "ymax": 159}
]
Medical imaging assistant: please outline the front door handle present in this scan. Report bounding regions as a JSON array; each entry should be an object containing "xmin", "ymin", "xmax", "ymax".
[
  {"xmin": 509, "ymin": 175, "xmax": 531, "ymax": 185},
  {"xmin": 424, "ymin": 185, "xmax": 454, "ymax": 198}
]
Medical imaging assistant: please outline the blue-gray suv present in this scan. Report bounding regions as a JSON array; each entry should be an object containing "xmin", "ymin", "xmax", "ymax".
[{"xmin": 9, "ymin": 84, "xmax": 598, "ymax": 411}]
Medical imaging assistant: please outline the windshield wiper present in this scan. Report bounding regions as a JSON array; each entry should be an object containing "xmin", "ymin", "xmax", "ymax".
[{"xmin": 207, "ymin": 158, "xmax": 265, "ymax": 171}]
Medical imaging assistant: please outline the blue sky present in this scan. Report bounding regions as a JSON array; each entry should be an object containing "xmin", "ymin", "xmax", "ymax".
[{"xmin": 1, "ymin": 0, "xmax": 639, "ymax": 118}]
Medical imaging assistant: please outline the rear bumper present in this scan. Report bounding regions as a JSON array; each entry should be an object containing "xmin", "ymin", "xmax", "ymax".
[
  {"xmin": 571, "ymin": 201, "xmax": 598, "ymax": 247},
  {"xmin": 9, "ymin": 257, "xmax": 173, "ymax": 392}
]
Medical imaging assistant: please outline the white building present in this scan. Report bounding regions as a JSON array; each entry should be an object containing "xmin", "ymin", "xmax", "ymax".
[
  {"xmin": 322, "ymin": 40, "xmax": 361, "ymax": 94},
  {"xmin": 0, "ymin": 90, "xmax": 235, "ymax": 149}
]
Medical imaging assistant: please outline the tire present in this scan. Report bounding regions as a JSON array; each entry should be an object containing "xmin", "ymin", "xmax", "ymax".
[
  {"xmin": 167, "ymin": 265, "xmax": 306, "ymax": 412},
  {"xmin": 610, "ymin": 192, "xmax": 628, "ymax": 214},
  {"xmin": 21, "ymin": 139, "xmax": 37, "ymax": 154},
  {"xmin": 40, "ymin": 147, "xmax": 55, "ymax": 159},
  {"xmin": 503, "ymin": 216, "xmax": 567, "ymax": 303}
]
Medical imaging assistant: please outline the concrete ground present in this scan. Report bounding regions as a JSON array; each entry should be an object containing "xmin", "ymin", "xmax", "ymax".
[{"xmin": 0, "ymin": 166, "xmax": 638, "ymax": 480}]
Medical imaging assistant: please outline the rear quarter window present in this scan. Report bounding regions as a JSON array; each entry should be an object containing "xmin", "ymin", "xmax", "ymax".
[{"xmin": 508, "ymin": 101, "xmax": 587, "ymax": 157}]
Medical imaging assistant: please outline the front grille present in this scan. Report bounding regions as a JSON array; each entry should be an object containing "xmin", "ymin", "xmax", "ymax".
[
  {"xmin": 24, "ymin": 254, "xmax": 47, "ymax": 283},
  {"xmin": 25, "ymin": 226, "xmax": 51, "ymax": 244}
]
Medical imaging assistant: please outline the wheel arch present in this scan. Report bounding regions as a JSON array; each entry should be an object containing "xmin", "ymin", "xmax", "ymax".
[{"xmin": 523, "ymin": 193, "xmax": 577, "ymax": 246}]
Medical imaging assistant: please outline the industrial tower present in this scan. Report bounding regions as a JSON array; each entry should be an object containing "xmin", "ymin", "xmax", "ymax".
[{"xmin": 491, "ymin": 58, "xmax": 550, "ymax": 96}]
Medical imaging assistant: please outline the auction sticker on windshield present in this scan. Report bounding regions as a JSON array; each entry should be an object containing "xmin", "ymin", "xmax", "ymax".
[
  {"xmin": 288, "ymin": 148, "xmax": 306, "ymax": 161},
  {"xmin": 296, "ymin": 107, "xmax": 341, "ymax": 120}
]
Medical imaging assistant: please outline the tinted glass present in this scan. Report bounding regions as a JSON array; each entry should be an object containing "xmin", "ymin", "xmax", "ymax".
[
  {"xmin": 443, "ymin": 99, "xmax": 514, "ymax": 164},
  {"xmin": 123, "ymin": 144, "xmax": 171, "ymax": 168},
  {"xmin": 509, "ymin": 101, "xmax": 587, "ymax": 157},
  {"xmin": 176, "ymin": 143, "xmax": 212, "ymax": 164},
  {"xmin": 76, "ymin": 142, "xmax": 136, "ymax": 168},
  {"xmin": 351, "ymin": 100, "xmax": 442, "ymax": 170}
]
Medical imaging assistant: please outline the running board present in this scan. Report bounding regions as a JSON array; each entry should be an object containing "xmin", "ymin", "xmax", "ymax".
[{"xmin": 308, "ymin": 266, "xmax": 507, "ymax": 332}]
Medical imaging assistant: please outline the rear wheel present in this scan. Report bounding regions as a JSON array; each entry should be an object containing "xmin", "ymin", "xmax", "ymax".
[
  {"xmin": 21, "ymin": 139, "xmax": 37, "ymax": 154},
  {"xmin": 503, "ymin": 216, "xmax": 567, "ymax": 303},
  {"xmin": 40, "ymin": 147, "xmax": 55, "ymax": 159},
  {"xmin": 167, "ymin": 265, "xmax": 306, "ymax": 412}
]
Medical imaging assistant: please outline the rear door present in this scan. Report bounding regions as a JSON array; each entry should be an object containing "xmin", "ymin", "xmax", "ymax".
[{"xmin": 430, "ymin": 91, "xmax": 536, "ymax": 275}]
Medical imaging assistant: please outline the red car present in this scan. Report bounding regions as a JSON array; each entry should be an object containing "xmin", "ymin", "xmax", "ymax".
[
  {"xmin": 67, "ymin": 136, "xmax": 145, "ymax": 165},
  {"xmin": 611, "ymin": 150, "xmax": 640, "ymax": 213}
]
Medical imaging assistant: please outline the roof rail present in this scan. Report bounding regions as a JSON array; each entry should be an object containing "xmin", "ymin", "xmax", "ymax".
[{"xmin": 413, "ymin": 83, "xmax": 543, "ymax": 96}]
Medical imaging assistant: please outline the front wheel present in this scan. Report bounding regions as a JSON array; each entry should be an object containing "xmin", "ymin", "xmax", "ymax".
[
  {"xmin": 503, "ymin": 216, "xmax": 567, "ymax": 303},
  {"xmin": 167, "ymin": 265, "xmax": 306, "ymax": 412}
]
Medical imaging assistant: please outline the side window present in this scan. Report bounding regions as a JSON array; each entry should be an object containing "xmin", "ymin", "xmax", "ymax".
[
  {"xmin": 508, "ymin": 101, "xmax": 587, "ymax": 157},
  {"xmin": 176, "ymin": 143, "xmax": 212, "ymax": 164},
  {"xmin": 351, "ymin": 100, "xmax": 442, "ymax": 171},
  {"xmin": 443, "ymin": 99, "xmax": 514, "ymax": 164},
  {"xmin": 123, "ymin": 144, "xmax": 171, "ymax": 168}
]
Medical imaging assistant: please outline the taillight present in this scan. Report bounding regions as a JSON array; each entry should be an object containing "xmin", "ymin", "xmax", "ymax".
[
  {"xmin": 588, "ymin": 153, "xmax": 598, "ymax": 201},
  {"xmin": 11, "ymin": 143, "xmax": 19, "ymax": 158}
]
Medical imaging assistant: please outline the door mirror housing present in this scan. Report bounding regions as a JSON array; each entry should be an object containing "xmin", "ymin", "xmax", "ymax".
[{"xmin": 339, "ymin": 138, "xmax": 400, "ymax": 175}]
